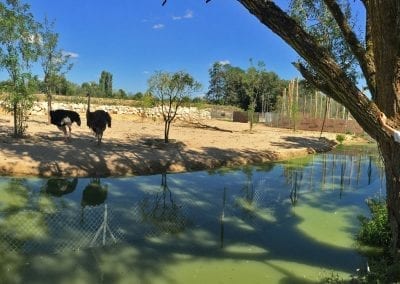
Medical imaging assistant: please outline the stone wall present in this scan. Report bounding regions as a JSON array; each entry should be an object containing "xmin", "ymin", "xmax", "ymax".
[{"xmin": 29, "ymin": 101, "xmax": 212, "ymax": 121}]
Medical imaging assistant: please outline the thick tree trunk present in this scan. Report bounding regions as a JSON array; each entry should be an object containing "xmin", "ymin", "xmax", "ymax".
[
  {"xmin": 378, "ymin": 140, "xmax": 400, "ymax": 256},
  {"xmin": 236, "ymin": 0, "xmax": 400, "ymax": 258}
]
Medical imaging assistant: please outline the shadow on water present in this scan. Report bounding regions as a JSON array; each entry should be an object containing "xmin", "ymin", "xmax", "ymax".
[{"xmin": 0, "ymin": 146, "xmax": 384, "ymax": 283}]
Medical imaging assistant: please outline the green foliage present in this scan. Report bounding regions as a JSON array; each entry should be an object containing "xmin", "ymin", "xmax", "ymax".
[
  {"xmin": 206, "ymin": 62, "xmax": 226, "ymax": 104},
  {"xmin": 39, "ymin": 17, "xmax": 73, "ymax": 97},
  {"xmin": 357, "ymin": 199, "xmax": 391, "ymax": 248},
  {"xmin": 206, "ymin": 60, "xmax": 286, "ymax": 112},
  {"xmin": 0, "ymin": 0, "xmax": 41, "ymax": 137},
  {"xmin": 289, "ymin": 0, "xmax": 359, "ymax": 83},
  {"xmin": 99, "ymin": 70, "xmax": 113, "ymax": 97},
  {"xmin": 244, "ymin": 60, "xmax": 261, "ymax": 131},
  {"xmin": 1, "ymin": 74, "xmax": 36, "ymax": 136},
  {"xmin": 147, "ymin": 70, "xmax": 201, "ymax": 142},
  {"xmin": 81, "ymin": 81, "xmax": 100, "ymax": 96},
  {"xmin": 290, "ymin": 94, "xmax": 300, "ymax": 131},
  {"xmin": 358, "ymin": 257, "xmax": 400, "ymax": 284},
  {"xmin": 355, "ymin": 199, "xmax": 400, "ymax": 282},
  {"xmin": 335, "ymin": 134, "xmax": 346, "ymax": 144},
  {"xmin": 318, "ymin": 271, "xmax": 346, "ymax": 283},
  {"xmin": 114, "ymin": 88, "xmax": 127, "ymax": 99},
  {"xmin": 140, "ymin": 91, "xmax": 156, "ymax": 108}
]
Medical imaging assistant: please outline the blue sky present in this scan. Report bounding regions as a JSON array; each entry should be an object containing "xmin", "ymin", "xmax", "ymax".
[{"xmin": 14, "ymin": 0, "xmax": 301, "ymax": 95}]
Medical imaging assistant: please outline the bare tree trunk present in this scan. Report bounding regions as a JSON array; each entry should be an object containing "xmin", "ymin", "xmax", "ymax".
[
  {"xmin": 13, "ymin": 103, "xmax": 17, "ymax": 137},
  {"xmin": 47, "ymin": 93, "xmax": 52, "ymax": 124},
  {"xmin": 320, "ymin": 97, "xmax": 330, "ymax": 138},
  {"xmin": 314, "ymin": 91, "xmax": 318, "ymax": 118},
  {"xmin": 164, "ymin": 120, "xmax": 171, "ymax": 143}
]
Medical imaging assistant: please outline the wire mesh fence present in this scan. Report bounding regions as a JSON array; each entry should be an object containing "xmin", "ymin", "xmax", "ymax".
[
  {"xmin": 0, "ymin": 154, "xmax": 383, "ymax": 256},
  {"xmin": 0, "ymin": 200, "xmax": 192, "ymax": 254}
]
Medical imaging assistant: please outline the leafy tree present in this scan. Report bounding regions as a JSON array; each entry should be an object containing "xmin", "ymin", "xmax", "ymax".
[
  {"xmin": 206, "ymin": 60, "xmax": 284, "ymax": 112},
  {"xmin": 142, "ymin": 91, "xmax": 156, "ymax": 108},
  {"xmin": 99, "ymin": 70, "xmax": 113, "ymax": 97},
  {"xmin": 38, "ymin": 17, "xmax": 73, "ymax": 123},
  {"xmin": 289, "ymin": 0, "xmax": 358, "ymax": 82},
  {"xmin": 224, "ymin": 66, "xmax": 246, "ymax": 108},
  {"xmin": 206, "ymin": 62, "xmax": 227, "ymax": 104},
  {"xmin": 148, "ymin": 71, "xmax": 201, "ymax": 142},
  {"xmin": 81, "ymin": 81, "xmax": 100, "ymax": 96},
  {"xmin": 243, "ymin": 61, "xmax": 263, "ymax": 131},
  {"xmin": 0, "ymin": 0, "xmax": 41, "ymax": 137},
  {"xmin": 163, "ymin": 0, "xmax": 400, "ymax": 257},
  {"xmin": 27, "ymin": 74, "xmax": 43, "ymax": 93},
  {"xmin": 132, "ymin": 91, "xmax": 144, "ymax": 100},
  {"xmin": 258, "ymin": 71, "xmax": 286, "ymax": 113},
  {"xmin": 114, "ymin": 88, "xmax": 127, "ymax": 99}
]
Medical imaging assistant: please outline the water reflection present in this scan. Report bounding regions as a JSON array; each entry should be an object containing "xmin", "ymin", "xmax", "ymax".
[
  {"xmin": 43, "ymin": 178, "xmax": 78, "ymax": 197},
  {"xmin": 138, "ymin": 173, "xmax": 188, "ymax": 235},
  {"xmin": 81, "ymin": 178, "xmax": 108, "ymax": 208},
  {"xmin": 0, "ymin": 147, "xmax": 386, "ymax": 283}
]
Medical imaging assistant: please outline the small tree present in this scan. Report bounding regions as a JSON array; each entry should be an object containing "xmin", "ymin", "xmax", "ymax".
[
  {"xmin": 243, "ymin": 60, "xmax": 266, "ymax": 132},
  {"xmin": 39, "ymin": 17, "xmax": 73, "ymax": 123},
  {"xmin": 99, "ymin": 70, "xmax": 113, "ymax": 98},
  {"xmin": 148, "ymin": 71, "xmax": 201, "ymax": 143},
  {"xmin": 0, "ymin": 0, "xmax": 41, "ymax": 137}
]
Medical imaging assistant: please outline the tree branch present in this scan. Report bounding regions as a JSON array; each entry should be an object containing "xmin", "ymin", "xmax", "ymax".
[
  {"xmin": 294, "ymin": 61, "xmax": 381, "ymax": 137},
  {"xmin": 323, "ymin": 0, "xmax": 376, "ymax": 97},
  {"xmin": 237, "ymin": 2, "xmax": 355, "ymax": 93}
]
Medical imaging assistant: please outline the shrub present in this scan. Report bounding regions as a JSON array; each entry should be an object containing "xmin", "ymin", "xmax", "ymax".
[
  {"xmin": 356, "ymin": 199, "xmax": 391, "ymax": 247},
  {"xmin": 355, "ymin": 199, "xmax": 400, "ymax": 283},
  {"xmin": 336, "ymin": 134, "xmax": 346, "ymax": 144}
]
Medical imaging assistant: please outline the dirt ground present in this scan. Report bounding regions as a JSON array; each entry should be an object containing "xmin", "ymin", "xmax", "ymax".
[{"xmin": 0, "ymin": 114, "xmax": 365, "ymax": 177}]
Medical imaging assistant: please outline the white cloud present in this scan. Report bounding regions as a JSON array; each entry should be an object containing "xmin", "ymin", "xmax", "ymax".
[
  {"xmin": 62, "ymin": 51, "xmax": 79, "ymax": 59},
  {"xmin": 143, "ymin": 71, "xmax": 150, "ymax": 74},
  {"xmin": 153, "ymin": 23, "xmax": 165, "ymax": 29},
  {"xmin": 172, "ymin": 10, "xmax": 193, "ymax": 20},
  {"xmin": 218, "ymin": 60, "xmax": 230, "ymax": 65},
  {"xmin": 183, "ymin": 10, "xmax": 193, "ymax": 19}
]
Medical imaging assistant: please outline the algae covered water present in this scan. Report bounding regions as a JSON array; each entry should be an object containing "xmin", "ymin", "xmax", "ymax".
[{"xmin": 0, "ymin": 146, "xmax": 384, "ymax": 283}]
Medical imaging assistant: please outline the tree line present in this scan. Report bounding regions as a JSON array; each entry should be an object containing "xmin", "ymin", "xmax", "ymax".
[
  {"xmin": 205, "ymin": 60, "xmax": 288, "ymax": 113},
  {"xmin": 0, "ymin": 0, "xmax": 295, "ymax": 137}
]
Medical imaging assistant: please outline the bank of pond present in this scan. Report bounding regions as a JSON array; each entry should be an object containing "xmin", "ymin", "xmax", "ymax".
[{"xmin": 0, "ymin": 144, "xmax": 385, "ymax": 283}]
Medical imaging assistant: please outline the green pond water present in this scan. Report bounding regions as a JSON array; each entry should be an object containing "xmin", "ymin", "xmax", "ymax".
[{"xmin": 0, "ymin": 145, "xmax": 385, "ymax": 283}]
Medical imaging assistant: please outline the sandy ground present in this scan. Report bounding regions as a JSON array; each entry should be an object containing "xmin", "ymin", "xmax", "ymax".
[{"xmin": 0, "ymin": 114, "xmax": 360, "ymax": 177}]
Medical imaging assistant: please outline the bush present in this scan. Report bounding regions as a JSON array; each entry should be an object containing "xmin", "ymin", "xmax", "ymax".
[
  {"xmin": 355, "ymin": 199, "xmax": 400, "ymax": 283},
  {"xmin": 336, "ymin": 134, "xmax": 346, "ymax": 144},
  {"xmin": 356, "ymin": 199, "xmax": 391, "ymax": 248}
]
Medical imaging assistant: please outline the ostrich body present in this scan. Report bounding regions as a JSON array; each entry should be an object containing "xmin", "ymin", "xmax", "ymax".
[
  {"xmin": 86, "ymin": 93, "xmax": 112, "ymax": 145},
  {"xmin": 50, "ymin": 109, "xmax": 81, "ymax": 141}
]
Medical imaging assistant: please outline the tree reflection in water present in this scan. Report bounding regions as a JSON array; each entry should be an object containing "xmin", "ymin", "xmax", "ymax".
[
  {"xmin": 0, "ymin": 179, "xmax": 52, "ymax": 283},
  {"xmin": 139, "ymin": 173, "xmax": 188, "ymax": 235},
  {"xmin": 0, "ymin": 148, "xmax": 387, "ymax": 283},
  {"xmin": 235, "ymin": 167, "xmax": 257, "ymax": 216}
]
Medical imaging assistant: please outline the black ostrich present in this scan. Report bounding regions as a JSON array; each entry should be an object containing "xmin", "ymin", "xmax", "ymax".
[
  {"xmin": 50, "ymin": 109, "xmax": 81, "ymax": 141},
  {"xmin": 86, "ymin": 93, "xmax": 112, "ymax": 145}
]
